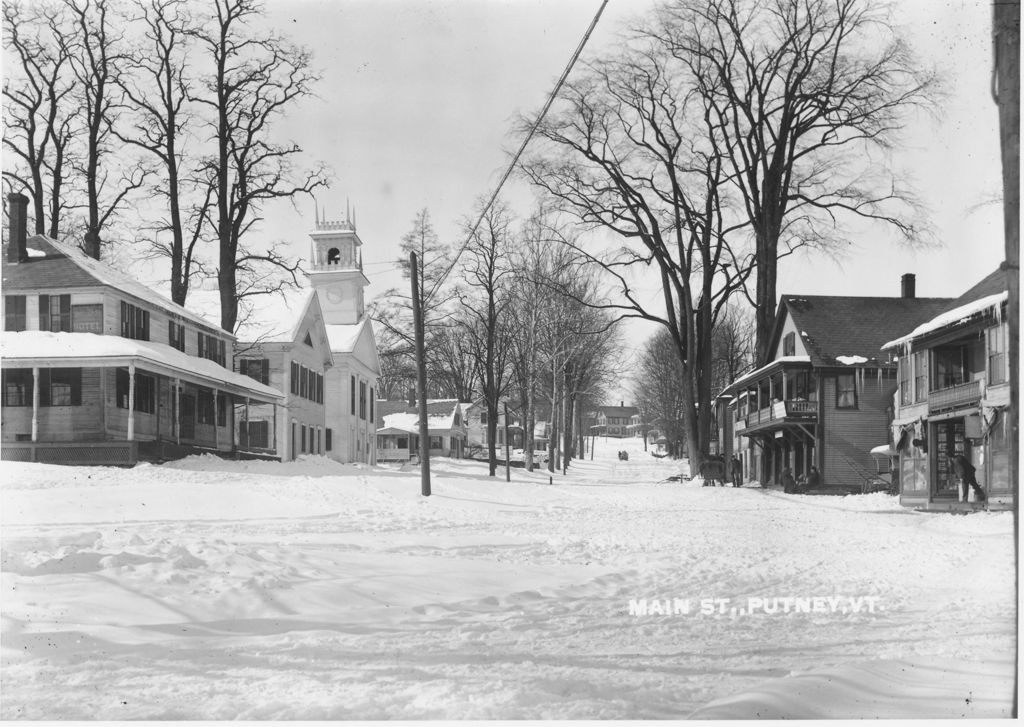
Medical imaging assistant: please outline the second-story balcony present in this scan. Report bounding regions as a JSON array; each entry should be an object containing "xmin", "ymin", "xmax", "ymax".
[
  {"xmin": 928, "ymin": 379, "xmax": 982, "ymax": 414},
  {"xmin": 737, "ymin": 399, "xmax": 818, "ymax": 433}
]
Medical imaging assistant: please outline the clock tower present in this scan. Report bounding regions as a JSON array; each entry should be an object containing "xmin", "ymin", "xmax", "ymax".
[{"xmin": 307, "ymin": 208, "xmax": 369, "ymax": 325}]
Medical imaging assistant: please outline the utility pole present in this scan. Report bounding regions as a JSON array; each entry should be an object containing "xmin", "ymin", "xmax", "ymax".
[
  {"xmin": 504, "ymin": 401, "xmax": 511, "ymax": 483},
  {"xmin": 410, "ymin": 251, "xmax": 431, "ymax": 497}
]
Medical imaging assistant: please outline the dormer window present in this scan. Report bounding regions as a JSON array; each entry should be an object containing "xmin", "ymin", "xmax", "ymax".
[{"xmin": 327, "ymin": 247, "xmax": 340, "ymax": 265}]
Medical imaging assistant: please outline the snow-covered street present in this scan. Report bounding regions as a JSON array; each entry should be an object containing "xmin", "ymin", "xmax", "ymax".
[{"xmin": 0, "ymin": 437, "xmax": 1015, "ymax": 719}]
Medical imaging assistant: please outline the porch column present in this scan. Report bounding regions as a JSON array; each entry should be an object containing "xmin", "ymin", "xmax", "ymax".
[
  {"xmin": 174, "ymin": 378, "xmax": 181, "ymax": 445},
  {"xmin": 245, "ymin": 397, "xmax": 251, "ymax": 449},
  {"xmin": 212, "ymin": 388, "xmax": 219, "ymax": 450},
  {"xmin": 782, "ymin": 372, "xmax": 788, "ymax": 403},
  {"xmin": 31, "ymin": 366, "xmax": 39, "ymax": 442},
  {"xmin": 127, "ymin": 364, "xmax": 136, "ymax": 441}
]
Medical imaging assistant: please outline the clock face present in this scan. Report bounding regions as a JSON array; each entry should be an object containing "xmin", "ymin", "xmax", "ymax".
[{"xmin": 325, "ymin": 287, "xmax": 344, "ymax": 304}]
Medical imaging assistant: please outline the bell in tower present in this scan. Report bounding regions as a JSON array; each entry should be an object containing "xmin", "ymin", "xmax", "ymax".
[{"xmin": 307, "ymin": 201, "xmax": 370, "ymax": 325}]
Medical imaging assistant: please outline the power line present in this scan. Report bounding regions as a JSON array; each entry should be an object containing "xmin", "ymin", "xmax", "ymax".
[{"xmin": 424, "ymin": 0, "xmax": 610, "ymax": 302}]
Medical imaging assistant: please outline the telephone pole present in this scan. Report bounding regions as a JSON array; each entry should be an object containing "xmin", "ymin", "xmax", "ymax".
[{"xmin": 411, "ymin": 251, "xmax": 431, "ymax": 497}]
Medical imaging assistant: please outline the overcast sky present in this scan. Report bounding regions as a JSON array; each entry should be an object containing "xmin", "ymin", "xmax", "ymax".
[{"xmin": 236, "ymin": 0, "xmax": 1004, "ymax": 384}]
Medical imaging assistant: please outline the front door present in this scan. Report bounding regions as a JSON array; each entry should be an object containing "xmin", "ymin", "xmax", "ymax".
[
  {"xmin": 932, "ymin": 418, "xmax": 965, "ymax": 499},
  {"xmin": 179, "ymin": 394, "xmax": 195, "ymax": 440}
]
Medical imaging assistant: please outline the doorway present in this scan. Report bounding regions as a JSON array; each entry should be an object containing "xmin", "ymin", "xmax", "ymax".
[{"xmin": 932, "ymin": 418, "xmax": 965, "ymax": 499}]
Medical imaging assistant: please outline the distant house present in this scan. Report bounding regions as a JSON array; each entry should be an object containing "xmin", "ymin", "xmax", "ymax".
[
  {"xmin": 375, "ymin": 399, "xmax": 467, "ymax": 461},
  {"xmin": 720, "ymin": 275, "xmax": 953, "ymax": 492},
  {"xmin": 883, "ymin": 268, "xmax": 1012, "ymax": 511},
  {"xmin": 463, "ymin": 399, "xmax": 531, "ymax": 455},
  {"xmin": 593, "ymin": 404, "xmax": 639, "ymax": 438},
  {"xmin": 0, "ymin": 193, "xmax": 283, "ymax": 465},
  {"xmin": 215, "ymin": 210, "xmax": 381, "ymax": 464}
]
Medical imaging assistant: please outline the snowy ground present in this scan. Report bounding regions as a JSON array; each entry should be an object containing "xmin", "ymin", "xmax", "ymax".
[{"xmin": 0, "ymin": 436, "xmax": 1015, "ymax": 719}]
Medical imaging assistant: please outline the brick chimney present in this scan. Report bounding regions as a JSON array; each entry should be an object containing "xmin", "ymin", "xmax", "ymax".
[
  {"xmin": 7, "ymin": 192, "xmax": 28, "ymax": 264},
  {"xmin": 901, "ymin": 273, "xmax": 916, "ymax": 299}
]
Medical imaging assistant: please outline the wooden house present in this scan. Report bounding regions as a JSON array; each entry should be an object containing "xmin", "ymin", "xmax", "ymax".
[
  {"xmin": 593, "ymin": 404, "xmax": 639, "ymax": 438},
  {"xmin": 722, "ymin": 275, "xmax": 952, "ymax": 491},
  {"xmin": 883, "ymin": 268, "xmax": 1012, "ymax": 511},
  {"xmin": 0, "ymin": 193, "xmax": 283, "ymax": 465},
  {"xmin": 375, "ymin": 399, "xmax": 467, "ymax": 462}
]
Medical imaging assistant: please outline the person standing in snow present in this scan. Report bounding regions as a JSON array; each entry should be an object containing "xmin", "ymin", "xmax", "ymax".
[
  {"xmin": 805, "ymin": 466, "xmax": 821, "ymax": 490},
  {"xmin": 731, "ymin": 456, "xmax": 742, "ymax": 487},
  {"xmin": 947, "ymin": 453, "xmax": 985, "ymax": 502}
]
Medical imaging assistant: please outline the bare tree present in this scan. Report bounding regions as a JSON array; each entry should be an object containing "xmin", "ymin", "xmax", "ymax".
[
  {"xmin": 429, "ymin": 324, "xmax": 478, "ymax": 401},
  {"xmin": 710, "ymin": 302, "xmax": 755, "ymax": 394},
  {"xmin": 115, "ymin": 0, "xmax": 210, "ymax": 305},
  {"xmin": 632, "ymin": 328, "xmax": 688, "ymax": 457},
  {"xmin": 521, "ymin": 41, "xmax": 752, "ymax": 472},
  {"xmin": 64, "ymin": 0, "xmax": 149, "ymax": 258},
  {"xmin": 3, "ymin": 0, "xmax": 77, "ymax": 238},
  {"xmin": 190, "ymin": 0, "xmax": 329, "ymax": 332},
  {"xmin": 457, "ymin": 199, "xmax": 515, "ymax": 476},
  {"xmin": 654, "ymin": 0, "xmax": 938, "ymax": 363}
]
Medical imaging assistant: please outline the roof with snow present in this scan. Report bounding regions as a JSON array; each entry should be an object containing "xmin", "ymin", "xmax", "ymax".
[
  {"xmin": 231, "ymin": 288, "xmax": 316, "ymax": 343},
  {"xmin": 3, "ymin": 235, "xmax": 229, "ymax": 336},
  {"xmin": 1, "ymin": 331, "xmax": 283, "ymax": 402},
  {"xmin": 375, "ymin": 399, "xmax": 464, "ymax": 432},
  {"xmin": 595, "ymin": 405, "xmax": 639, "ymax": 418},
  {"xmin": 325, "ymin": 318, "xmax": 371, "ymax": 353},
  {"xmin": 773, "ymin": 295, "xmax": 954, "ymax": 367},
  {"xmin": 882, "ymin": 267, "xmax": 1009, "ymax": 350}
]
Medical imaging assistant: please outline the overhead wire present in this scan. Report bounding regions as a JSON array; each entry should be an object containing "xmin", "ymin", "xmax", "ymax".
[{"xmin": 422, "ymin": 0, "xmax": 610, "ymax": 303}]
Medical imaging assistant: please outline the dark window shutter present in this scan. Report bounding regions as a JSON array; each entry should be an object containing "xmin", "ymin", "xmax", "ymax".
[
  {"xmin": 59, "ymin": 295, "xmax": 71, "ymax": 331},
  {"xmin": 261, "ymin": 359, "xmax": 269, "ymax": 385},
  {"xmin": 39, "ymin": 295, "xmax": 50, "ymax": 331}
]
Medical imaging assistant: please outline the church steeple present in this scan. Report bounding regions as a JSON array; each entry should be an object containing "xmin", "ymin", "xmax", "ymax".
[{"xmin": 308, "ymin": 202, "xmax": 370, "ymax": 325}]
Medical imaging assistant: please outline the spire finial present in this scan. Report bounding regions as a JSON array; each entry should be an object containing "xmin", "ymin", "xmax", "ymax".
[{"xmin": 346, "ymin": 197, "xmax": 351, "ymax": 224}]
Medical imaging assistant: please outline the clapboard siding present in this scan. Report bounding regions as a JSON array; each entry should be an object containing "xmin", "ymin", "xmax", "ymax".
[
  {"xmin": 1, "ymin": 367, "xmax": 104, "ymax": 442},
  {"xmin": 822, "ymin": 369, "xmax": 897, "ymax": 489}
]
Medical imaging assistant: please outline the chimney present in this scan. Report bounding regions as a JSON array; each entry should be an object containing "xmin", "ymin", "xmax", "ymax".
[
  {"xmin": 901, "ymin": 273, "xmax": 916, "ymax": 299},
  {"xmin": 408, "ymin": 387, "xmax": 417, "ymax": 408},
  {"xmin": 7, "ymin": 193, "xmax": 28, "ymax": 264},
  {"xmin": 620, "ymin": 400, "xmax": 624, "ymax": 407}
]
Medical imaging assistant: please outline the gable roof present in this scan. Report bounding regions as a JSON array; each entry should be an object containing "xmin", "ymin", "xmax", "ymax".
[
  {"xmin": 375, "ymin": 398, "xmax": 463, "ymax": 430},
  {"xmin": 882, "ymin": 268, "xmax": 1009, "ymax": 351},
  {"xmin": 772, "ymin": 295, "xmax": 954, "ymax": 367},
  {"xmin": 4, "ymin": 235, "xmax": 229, "ymax": 336},
  {"xmin": 595, "ymin": 405, "xmax": 639, "ymax": 418},
  {"xmin": 233, "ymin": 288, "xmax": 317, "ymax": 343}
]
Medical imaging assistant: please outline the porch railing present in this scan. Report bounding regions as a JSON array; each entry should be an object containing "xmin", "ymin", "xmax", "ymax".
[
  {"xmin": 928, "ymin": 380, "xmax": 982, "ymax": 413},
  {"xmin": 736, "ymin": 399, "xmax": 818, "ymax": 431}
]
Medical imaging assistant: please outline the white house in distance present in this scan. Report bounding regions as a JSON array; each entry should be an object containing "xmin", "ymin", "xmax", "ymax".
[{"xmin": 231, "ymin": 208, "xmax": 381, "ymax": 464}]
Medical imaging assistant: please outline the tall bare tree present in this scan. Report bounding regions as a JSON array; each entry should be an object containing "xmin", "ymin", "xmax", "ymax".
[
  {"xmin": 3, "ymin": 0, "xmax": 77, "ymax": 238},
  {"xmin": 115, "ymin": 0, "xmax": 210, "ymax": 305},
  {"xmin": 654, "ymin": 0, "xmax": 938, "ymax": 363},
  {"xmin": 457, "ymin": 199, "xmax": 514, "ymax": 476},
  {"xmin": 64, "ymin": 0, "xmax": 148, "ymax": 258},
  {"xmin": 190, "ymin": 0, "xmax": 328, "ymax": 332},
  {"xmin": 521, "ymin": 42, "xmax": 752, "ymax": 471}
]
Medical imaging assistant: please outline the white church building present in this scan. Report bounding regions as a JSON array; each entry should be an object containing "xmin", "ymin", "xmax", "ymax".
[{"xmin": 233, "ymin": 210, "xmax": 381, "ymax": 463}]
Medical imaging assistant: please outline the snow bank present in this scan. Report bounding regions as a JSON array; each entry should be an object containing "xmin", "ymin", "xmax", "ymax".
[{"xmin": 0, "ymin": 436, "xmax": 1014, "ymax": 719}]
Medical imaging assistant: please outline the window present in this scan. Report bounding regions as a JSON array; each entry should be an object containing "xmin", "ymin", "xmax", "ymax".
[
  {"xmin": 4, "ymin": 295, "xmax": 26, "ymax": 331},
  {"xmin": 836, "ymin": 373, "xmax": 857, "ymax": 409},
  {"xmin": 115, "ymin": 368, "xmax": 156, "ymax": 414},
  {"xmin": 988, "ymin": 324, "xmax": 1007, "ymax": 385},
  {"xmin": 914, "ymin": 351, "xmax": 928, "ymax": 402},
  {"xmin": 370, "ymin": 388, "xmax": 374, "ymax": 422},
  {"xmin": 351, "ymin": 376, "xmax": 356, "ymax": 415},
  {"xmin": 359, "ymin": 381, "xmax": 367, "ymax": 420},
  {"xmin": 783, "ymin": 332, "xmax": 795, "ymax": 357},
  {"xmin": 429, "ymin": 435, "xmax": 443, "ymax": 449},
  {"xmin": 326, "ymin": 428, "xmax": 333, "ymax": 451},
  {"xmin": 300, "ymin": 367, "xmax": 308, "ymax": 399},
  {"xmin": 933, "ymin": 346, "xmax": 967, "ymax": 390},
  {"xmin": 303, "ymin": 331, "xmax": 313, "ymax": 347},
  {"xmin": 317, "ymin": 428, "xmax": 322, "ymax": 454},
  {"xmin": 197, "ymin": 389, "xmax": 216, "ymax": 424},
  {"xmin": 239, "ymin": 358, "xmax": 270, "ymax": 385},
  {"xmin": 40, "ymin": 368, "xmax": 82, "ymax": 407},
  {"xmin": 169, "ymin": 321, "xmax": 185, "ymax": 352},
  {"xmin": 120, "ymin": 301, "xmax": 150, "ymax": 340},
  {"xmin": 290, "ymin": 361, "xmax": 299, "ymax": 395},
  {"xmin": 2, "ymin": 369, "xmax": 33, "ymax": 406},
  {"xmin": 481, "ymin": 411, "xmax": 488, "ymax": 424},
  {"xmin": 198, "ymin": 332, "xmax": 226, "ymax": 366},
  {"xmin": 301, "ymin": 424, "xmax": 307, "ymax": 453},
  {"xmin": 243, "ymin": 420, "xmax": 270, "ymax": 449},
  {"xmin": 899, "ymin": 355, "xmax": 912, "ymax": 406},
  {"xmin": 39, "ymin": 294, "xmax": 71, "ymax": 332}
]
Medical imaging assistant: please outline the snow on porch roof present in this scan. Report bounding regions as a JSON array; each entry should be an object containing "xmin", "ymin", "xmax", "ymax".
[
  {"xmin": 882, "ymin": 292, "xmax": 1008, "ymax": 351},
  {"xmin": 725, "ymin": 356, "xmax": 811, "ymax": 391},
  {"xmin": 1, "ymin": 331, "xmax": 284, "ymax": 402}
]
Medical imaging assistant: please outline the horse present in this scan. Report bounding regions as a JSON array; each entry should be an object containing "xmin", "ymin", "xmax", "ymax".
[{"xmin": 699, "ymin": 456, "xmax": 727, "ymax": 487}]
